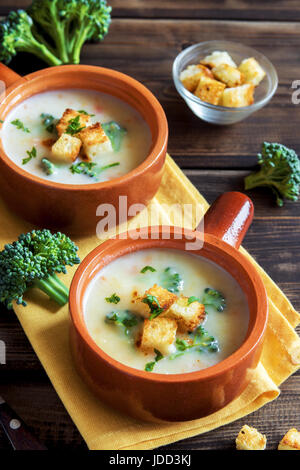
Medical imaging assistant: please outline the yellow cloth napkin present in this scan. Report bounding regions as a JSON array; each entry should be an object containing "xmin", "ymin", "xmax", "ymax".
[{"xmin": 2, "ymin": 155, "xmax": 300, "ymax": 450}]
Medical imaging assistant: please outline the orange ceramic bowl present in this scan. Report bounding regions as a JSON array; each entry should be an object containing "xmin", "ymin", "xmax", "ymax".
[
  {"xmin": 0, "ymin": 63, "xmax": 168, "ymax": 235},
  {"xmin": 69, "ymin": 192, "xmax": 268, "ymax": 422}
]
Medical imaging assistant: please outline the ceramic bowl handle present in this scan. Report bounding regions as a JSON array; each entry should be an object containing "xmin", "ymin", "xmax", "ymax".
[
  {"xmin": 0, "ymin": 63, "xmax": 24, "ymax": 88},
  {"xmin": 200, "ymin": 191, "xmax": 254, "ymax": 249}
]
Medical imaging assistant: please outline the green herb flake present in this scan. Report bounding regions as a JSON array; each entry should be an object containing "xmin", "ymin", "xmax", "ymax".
[
  {"xmin": 105, "ymin": 310, "xmax": 138, "ymax": 332},
  {"xmin": 78, "ymin": 109, "xmax": 95, "ymax": 117},
  {"xmin": 140, "ymin": 265, "xmax": 156, "ymax": 273},
  {"xmin": 145, "ymin": 361, "xmax": 156, "ymax": 372},
  {"xmin": 22, "ymin": 146, "xmax": 37, "ymax": 165},
  {"xmin": 142, "ymin": 294, "xmax": 163, "ymax": 320},
  {"xmin": 105, "ymin": 293, "xmax": 120, "ymax": 304},
  {"xmin": 41, "ymin": 158, "xmax": 56, "ymax": 175},
  {"xmin": 187, "ymin": 296, "xmax": 201, "ymax": 305},
  {"xmin": 11, "ymin": 119, "xmax": 30, "ymax": 133},
  {"xmin": 65, "ymin": 115, "xmax": 85, "ymax": 136},
  {"xmin": 169, "ymin": 327, "xmax": 219, "ymax": 360},
  {"xmin": 0, "ymin": 119, "xmax": 4, "ymax": 124},
  {"xmin": 69, "ymin": 161, "xmax": 120, "ymax": 180}
]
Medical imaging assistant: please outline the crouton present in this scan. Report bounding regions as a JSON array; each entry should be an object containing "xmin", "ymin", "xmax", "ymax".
[
  {"xmin": 194, "ymin": 76, "xmax": 226, "ymax": 105},
  {"xmin": 163, "ymin": 295, "xmax": 205, "ymax": 333},
  {"xmin": 220, "ymin": 83, "xmax": 254, "ymax": 108},
  {"xmin": 139, "ymin": 317, "xmax": 177, "ymax": 356},
  {"xmin": 236, "ymin": 425, "xmax": 266, "ymax": 450},
  {"xmin": 51, "ymin": 133, "xmax": 82, "ymax": 162},
  {"xmin": 200, "ymin": 51, "xmax": 237, "ymax": 69},
  {"xmin": 79, "ymin": 123, "xmax": 112, "ymax": 159},
  {"xmin": 238, "ymin": 57, "xmax": 266, "ymax": 86},
  {"xmin": 212, "ymin": 63, "xmax": 244, "ymax": 87},
  {"xmin": 278, "ymin": 428, "xmax": 300, "ymax": 450},
  {"xmin": 179, "ymin": 64, "xmax": 214, "ymax": 92},
  {"xmin": 131, "ymin": 284, "xmax": 178, "ymax": 319},
  {"xmin": 56, "ymin": 108, "xmax": 91, "ymax": 136}
]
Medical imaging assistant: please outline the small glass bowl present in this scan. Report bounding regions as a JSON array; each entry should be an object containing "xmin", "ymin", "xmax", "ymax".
[{"xmin": 173, "ymin": 40, "xmax": 278, "ymax": 125}]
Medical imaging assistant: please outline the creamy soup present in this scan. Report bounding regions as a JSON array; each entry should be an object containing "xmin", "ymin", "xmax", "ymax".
[
  {"xmin": 1, "ymin": 89, "xmax": 152, "ymax": 184},
  {"xmin": 84, "ymin": 249, "xmax": 249, "ymax": 374}
]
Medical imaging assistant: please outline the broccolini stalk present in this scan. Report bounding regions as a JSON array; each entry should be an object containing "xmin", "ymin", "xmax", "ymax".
[
  {"xmin": 0, "ymin": 229, "xmax": 80, "ymax": 309},
  {"xmin": 245, "ymin": 142, "xmax": 300, "ymax": 207}
]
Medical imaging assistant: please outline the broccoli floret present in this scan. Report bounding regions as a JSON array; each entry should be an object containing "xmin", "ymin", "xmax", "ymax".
[
  {"xmin": 202, "ymin": 288, "xmax": 226, "ymax": 312},
  {"xmin": 0, "ymin": 10, "xmax": 62, "ymax": 66},
  {"xmin": 41, "ymin": 158, "xmax": 56, "ymax": 175},
  {"xmin": 29, "ymin": 0, "xmax": 112, "ymax": 65},
  {"xmin": 244, "ymin": 142, "xmax": 300, "ymax": 207},
  {"xmin": 0, "ymin": 229, "xmax": 80, "ymax": 309}
]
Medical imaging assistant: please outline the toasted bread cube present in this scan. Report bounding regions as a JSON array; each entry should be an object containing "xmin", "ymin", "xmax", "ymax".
[
  {"xmin": 238, "ymin": 57, "xmax": 266, "ymax": 86},
  {"xmin": 278, "ymin": 428, "xmax": 300, "ymax": 450},
  {"xmin": 220, "ymin": 83, "xmax": 254, "ymax": 108},
  {"xmin": 194, "ymin": 76, "xmax": 226, "ymax": 105},
  {"xmin": 139, "ymin": 317, "xmax": 177, "ymax": 355},
  {"xmin": 201, "ymin": 51, "xmax": 236, "ymax": 69},
  {"xmin": 51, "ymin": 133, "xmax": 82, "ymax": 162},
  {"xmin": 79, "ymin": 123, "xmax": 112, "ymax": 159},
  {"xmin": 236, "ymin": 425, "xmax": 266, "ymax": 450},
  {"xmin": 131, "ymin": 284, "xmax": 178, "ymax": 319},
  {"xmin": 212, "ymin": 63, "xmax": 244, "ymax": 87},
  {"xmin": 179, "ymin": 64, "xmax": 214, "ymax": 92},
  {"xmin": 56, "ymin": 108, "xmax": 91, "ymax": 136},
  {"xmin": 163, "ymin": 295, "xmax": 205, "ymax": 333}
]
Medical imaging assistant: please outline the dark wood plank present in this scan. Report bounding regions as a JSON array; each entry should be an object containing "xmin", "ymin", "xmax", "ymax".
[
  {"xmin": 5, "ymin": 19, "xmax": 300, "ymax": 169},
  {"xmin": 2, "ymin": 0, "xmax": 300, "ymax": 21}
]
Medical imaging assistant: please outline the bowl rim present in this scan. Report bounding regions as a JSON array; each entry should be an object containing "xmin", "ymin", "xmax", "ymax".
[
  {"xmin": 172, "ymin": 40, "xmax": 278, "ymax": 112},
  {"xmin": 0, "ymin": 64, "xmax": 168, "ymax": 191},
  {"xmin": 69, "ymin": 226, "xmax": 268, "ymax": 384}
]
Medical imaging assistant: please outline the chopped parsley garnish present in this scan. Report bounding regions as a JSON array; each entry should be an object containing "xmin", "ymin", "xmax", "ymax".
[
  {"xmin": 145, "ymin": 349, "xmax": 163, "ymax": 372},
  {"xmin": 142, "ymin": 294, "xmax": 163, "ymax": 320},
  {"xmin": 41, "ymin": 158, "xmax": 56, "ymax": 175},
  {"xmin": 169, "ymin": 326, "xmax": 219, "ymax": 360},
  {"xmin": 102, "ymin": 121, "xmax": 127, "ymax": 152},
  {"xmin": 78, "ymin": 109, "xmax": 95, "ymax": 117},
  {"xmin": 202, "ymin": 288, "xmax": 226, "ymax": 312},
  {"xmin": 65, "ymin": 115, "xmax": 85, "ymax": 135},
  {"xmin": 161, "ymin": 267, "xmax": 183, "ymax": 293},
  {"xmin": 69, "ymin": 161, "xmax": 120, "ymax": 179},
  {"xmin": 105, "ymin": 310, "xmax": 138, "ymax": 336},
  {"xmin": 41, "ymin": 113, "xmax": 58, "ymax": 134},
  {"xmin": 105, "ymin": 293, "xmax": 120, "ymax": 304},
  {"xmin": 11, "ymin": 119, "xmax": 30, "ymax": 133},
  {"xmin": 187, "ymin": 296, "xmax": 201, "ymax": 305},
  {"xmin": 0, "ymin": 119, "xmax": 3, "ymax": 123},
  {"xmin": 22, "ymin": 146, "xmax": 37, "ymax": 165},
  {"xmin": 140, "ymin": 266, "xmax": 156, "ymax": 273}
]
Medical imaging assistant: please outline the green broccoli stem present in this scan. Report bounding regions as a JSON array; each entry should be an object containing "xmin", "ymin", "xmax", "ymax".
[
  {"xmin": 70, "ymin": 26, "xmax": 89, "ymax": 64},
  {"xmin": 34, "ymin": 273, "xmax": 69, "ymax": 306},
  {"xmin": 19, "ymin": 37, "xmax": 62, "ymax": 66},
  {"xmin": 244, "ymin": 173, "xmax": 270, "ymax": 190}
]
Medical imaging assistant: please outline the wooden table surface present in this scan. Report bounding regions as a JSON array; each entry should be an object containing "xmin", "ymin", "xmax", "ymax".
[{"xmin": 0, "ymin": 0, "xmax": 299, "ymax": 450}]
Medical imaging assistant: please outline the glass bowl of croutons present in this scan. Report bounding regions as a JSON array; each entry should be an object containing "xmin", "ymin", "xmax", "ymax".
[{"xmin": 173, "ymin": 40, "xmax": 278, "ymax": 125}]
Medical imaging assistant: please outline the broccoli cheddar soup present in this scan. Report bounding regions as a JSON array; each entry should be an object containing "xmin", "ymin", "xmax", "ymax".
[
  {"xmin": 84, "ymin": 249, "xmax": 249, "ymax": 374},
  {"xmin": 1, "ymin": 89, "xmax": 152, "ymax": 184}
]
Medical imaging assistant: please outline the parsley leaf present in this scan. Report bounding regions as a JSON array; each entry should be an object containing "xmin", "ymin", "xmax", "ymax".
[
  {"xmin": 105, "ymin": 293, "xmax": 120, "ymax": 304},
  {"xmin": 69, "ymin": 161, "xmax": 120, "ymax": 179},
  {"xmin": 142, "ymin": 294, "xmax": 163, "ymax": 320},
  {"xmin": 22, "ymin": 146, "xmax": 37, "ymax": 165},
  {"xmin": 145, "ymin": 348, "xmax": 163, "ymax": 372},
  {"xmin": 11, "ymin": 119, "xmax": 30, "ymax": 133},
  {"xmin": 187, "ymin": 296, "xmax": 201, "ymax": 305},
  {"xmin": 65, "ymin": 115, "xmax": 85, "ymax": 135},
  {"xmin": 78, "ymin": 109, "xmax": 95, "ymax": 117},
  {"xmin": 140, "ymin": 265, "xmax": 156, "ymax": 273}
]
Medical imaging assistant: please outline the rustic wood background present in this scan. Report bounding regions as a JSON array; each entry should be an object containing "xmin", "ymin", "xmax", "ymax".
[{"xmin": 0, "ymin": 0, "xmax": 299, "ymax": 450}]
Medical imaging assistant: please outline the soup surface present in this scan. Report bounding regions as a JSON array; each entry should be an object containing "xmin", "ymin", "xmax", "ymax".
[
  {"xmin": 84, "ymin": 249, "xmax": 249, "ymax": 374},
  {"xmin": 1, "ymin": 89, "xmax": 152, "ymax": 184}
]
